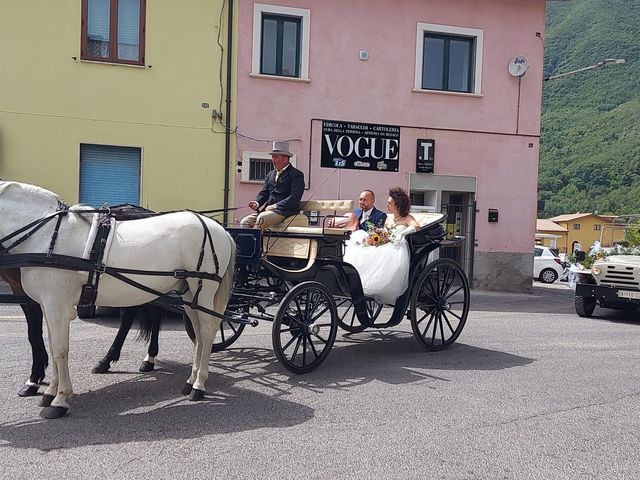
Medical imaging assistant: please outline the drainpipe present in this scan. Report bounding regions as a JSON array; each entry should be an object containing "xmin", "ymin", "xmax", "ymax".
[{"xmin": 223, "ymin": 0, "xmax": 234, "ymax": 225}]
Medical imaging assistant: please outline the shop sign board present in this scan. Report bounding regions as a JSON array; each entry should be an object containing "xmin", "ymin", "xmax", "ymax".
[
  {"xmin": 321, "ymin": 120, "xmax": 400, "ymax": 172},
  {"xmin": 416, "ymin": 139, "xmax": 435, "ymax": 173}
]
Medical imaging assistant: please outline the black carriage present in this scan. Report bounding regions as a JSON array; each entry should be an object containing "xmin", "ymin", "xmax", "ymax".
[
  {"xmin": 208, "ymin": 201, "xmax": 471, "ymax": 374},
  {"xmin": 0, "ymin": 194, "xmax": 470, "ymax": 376}
]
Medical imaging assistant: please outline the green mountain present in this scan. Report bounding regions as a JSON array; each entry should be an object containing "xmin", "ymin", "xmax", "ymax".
[{"xmin": 539, "ymin": 0, "xmax": 640, "ymax": 218}]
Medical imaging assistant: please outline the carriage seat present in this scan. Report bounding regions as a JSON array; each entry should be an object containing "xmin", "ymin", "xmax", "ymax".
[
  {"xmin": 385, "ymin": 212, "xmax": 446, "ymax": 229},
  {"xmin": 263, "ymin": 200, "xmax": 354, "ymax": 266},
  {"xmin": 266, "ymin": 199, "xmax": 354, "ymax": 233}
]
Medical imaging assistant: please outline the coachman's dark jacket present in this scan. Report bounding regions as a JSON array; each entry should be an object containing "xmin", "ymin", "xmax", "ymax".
[{"xmin": 255, "ymin": 164, "xmax": 305, "ymax": 218}]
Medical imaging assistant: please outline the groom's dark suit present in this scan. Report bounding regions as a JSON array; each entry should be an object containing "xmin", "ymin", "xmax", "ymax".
[{"xmin": 353, "ymin": 206, "xmax": 387, "ymax": 231}]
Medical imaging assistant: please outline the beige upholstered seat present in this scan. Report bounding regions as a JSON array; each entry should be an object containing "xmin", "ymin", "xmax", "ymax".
[
  {"xmin": 268, "ymin": 199, "xmax": 354, "ymax": 233},
  {"xmin": 300, "ymin": 199, "xmax": 353, "ymax": 212},
  {"xmin": 386, "ymin": 212, "xmax": 445, "ymax": 229},
  {"xmin": 263, "ymin": 200, "xmax": 355, "ymax": 266}
]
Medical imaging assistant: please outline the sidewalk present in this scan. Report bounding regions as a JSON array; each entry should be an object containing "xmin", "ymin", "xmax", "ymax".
[{"xmin": 471, "ymin": 282, "xmax": 575, "ymax": 314}]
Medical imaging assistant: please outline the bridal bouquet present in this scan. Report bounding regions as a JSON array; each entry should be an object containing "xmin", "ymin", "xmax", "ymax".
[{"xmin": 362, "ymin": 224, "xmax": 393, "ymax": 247}]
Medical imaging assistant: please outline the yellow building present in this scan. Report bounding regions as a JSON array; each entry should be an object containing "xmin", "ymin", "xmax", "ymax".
[
  {"xmin": 535, "ymin": 219, "xmax": 567, "ymax": 250},
  {"xmin": 0, "ymin": 0, "xmax": 234, "ymax": 213},
  {"xmin": 548, "ymin": 213, "xmax": 626, "ymax": 253}
]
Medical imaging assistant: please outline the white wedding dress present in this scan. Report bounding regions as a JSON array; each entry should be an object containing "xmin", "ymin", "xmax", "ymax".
[{"xmin": 343, "ymin": 225, "xmax": 414, "ymax": 304}]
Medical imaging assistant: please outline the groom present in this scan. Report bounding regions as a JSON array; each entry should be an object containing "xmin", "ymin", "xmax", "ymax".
[{"xmin": 353, "ymin": 190, "xmax": 387, "ymax": 231}]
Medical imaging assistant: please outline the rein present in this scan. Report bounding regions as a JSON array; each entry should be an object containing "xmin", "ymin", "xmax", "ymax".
[{"xmin": 0, "ymin": 201, "xmax": 69, "ymax": 256}]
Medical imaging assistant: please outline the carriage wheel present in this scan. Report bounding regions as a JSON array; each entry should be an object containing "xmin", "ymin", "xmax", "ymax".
[
  {"xmin": 335, "ymin": 297, "xmax": 383, "ymax": 333},
  {"xmin": 184, "ymin": 315, "xmax": 246, "ymax": 353},
  {"xmin": 410, "ymin": 258, "xmax": 470, "ymax": 351},
  {"xmin": 272, "ymin": 281, "xmax": 338, "ymax": 374}
]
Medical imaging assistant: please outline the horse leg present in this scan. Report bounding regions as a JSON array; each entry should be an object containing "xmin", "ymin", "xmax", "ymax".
[
  {"xmin": 187, "ymin": 249, "xmax": 233, "ymax": 401},
  {"xmin": 182, "ymin": 308, "xmax": 202, "ymax": 396},
  {"xmin": 189, "ymin": 313, "xmax": 220, "ymax": 401},
  {"xmin": 92, "ymin": 307, "xmax": 138, "ymax": 374},
  {"xmin": 40, "ymin": 304, "xmax": 76, "ymax": 419},
  {"xmin": 138, "ymin": 305, "xmax": 162, "ymax": 372},
  {"xmin": 18, "ymin": 302, "xmax": 48, "ymax": 397},
  {"xmin": 39, "ymin": 318, "xmax": 58, "ymax": 408}
]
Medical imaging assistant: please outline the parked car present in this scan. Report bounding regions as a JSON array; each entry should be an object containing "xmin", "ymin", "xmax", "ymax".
[{"xmin": 533, "ymin": 246, "xmax": 564, "ymax": 283}]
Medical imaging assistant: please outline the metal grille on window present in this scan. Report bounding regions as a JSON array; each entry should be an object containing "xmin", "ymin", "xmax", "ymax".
[{"xmin": 249, "ymin": 158, "xmax": 274, "ymax": 181}]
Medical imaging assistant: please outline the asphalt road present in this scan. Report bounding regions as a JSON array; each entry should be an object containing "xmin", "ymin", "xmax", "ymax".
[{"xmin": 0, "ymin": 283, "xmax": 639, "ymax": 479}]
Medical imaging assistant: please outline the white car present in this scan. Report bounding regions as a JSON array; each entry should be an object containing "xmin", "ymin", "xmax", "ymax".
[{"xmin": 533, "ymin": 246, "xmax": 565, "ymax": 283}]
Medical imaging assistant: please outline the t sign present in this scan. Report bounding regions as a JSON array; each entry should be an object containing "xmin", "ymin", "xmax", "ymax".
[{"xmin": 416, "ymin": 139, "xmax": 435, "ymax": 173}]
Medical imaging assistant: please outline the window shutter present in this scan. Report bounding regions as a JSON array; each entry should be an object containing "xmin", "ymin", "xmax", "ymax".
[
  {"xmin": 87, "ymin": 0, "xmax": 110, "ymax": 41},
  {"xmin": 117, "ymin": 0, "xmax": 141, "ymax": 61},
  {"xmin": 80, "ymin": 144, "xmax": 141, "ymax": 208}
]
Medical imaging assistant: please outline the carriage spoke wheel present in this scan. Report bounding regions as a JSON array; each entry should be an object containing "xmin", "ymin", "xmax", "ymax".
[
  {"xmin": 335, "ymin": 297, "xmax": 383, "ymax": 333},
  {"xmin": 184, "ymin": 314, "xmax": 246, "ymax": 353},
  {"xmin": 272, "ymin": 281, "xmax": 338, "ymax": 374},
  {"xmin": 410, "ymin": 258, "xmax": 470, "ymax": 351}
]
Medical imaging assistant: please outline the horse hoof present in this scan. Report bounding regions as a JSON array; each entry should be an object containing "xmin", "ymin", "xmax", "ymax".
[
  {"xmin": 39, "ymin": 394, "xmax": 55, "ymax": 407},
  {"xmin": 181, "ymin": 383, "xmax": 193, "ymax": 395},
  {"xmin": 139, "ymin": 361, "xmax": 155, "ymax": 372},
  {"xmin": 18, "ymin": 385, "xmax": 40, "ymax": 397},
  {"xmin": 91, "ymin": 361, "xmax": 111, "ymax": 374},
  {"xmin": 41, "ymin": 406, "xmax": 68, "ymax": 419},
  {"xmin": 188, "ymin": 389, "xmax": 205, "ymax": 401}
]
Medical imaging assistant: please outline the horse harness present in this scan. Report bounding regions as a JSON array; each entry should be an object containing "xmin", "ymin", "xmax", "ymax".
[{"xmin": 0, "ymin": 204, "xmax": 231, "ymax": 320}]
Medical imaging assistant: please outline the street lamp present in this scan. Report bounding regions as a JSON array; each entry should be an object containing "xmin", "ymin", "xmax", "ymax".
[{"xmin": 544, "ymin": 58, "xmax": 626, "ymax": 81}]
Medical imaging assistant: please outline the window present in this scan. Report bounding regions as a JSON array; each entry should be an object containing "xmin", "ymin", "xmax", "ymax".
[
  {"xmin": 415, "ymin": 23, "xmax": 483, "ymax": 94},
  {"xmin": 594, "ymin": 224, "xmax": 602, "ymax": 231},
  {"xmin": 573, "ymin": 224, "xmax": 581, "ymax": 230},
  {"xmin": 534, "ymin": 248, "xmax": 542, "ymax": 257},
  {"xmin": 241, "ymin": 151, "xmax": 296, "ymax": 183},
  {"xmin": 252, "ymin": 4, "xmax": 310, "ymax": 80},
  {"xmin": 81, "ymin": 0, "xmax": 146, "ymax": 65},
  {"xmin": 261, "ymin": 15, "xmax": 301, "ymax": 77},
  {"xmin": 80, "ymin": 144, "xmax": 141, "ymax": 207}
]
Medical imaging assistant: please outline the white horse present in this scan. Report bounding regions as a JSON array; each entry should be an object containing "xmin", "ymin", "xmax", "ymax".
[{"xmin": 0, "ymin": 181, "xmax": 235, "ymax": 418}]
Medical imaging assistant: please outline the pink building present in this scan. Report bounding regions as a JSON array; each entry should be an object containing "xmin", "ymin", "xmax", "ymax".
[{"xmin": 234, "ymin": 0, "xmax": 555, "ymax": 292}]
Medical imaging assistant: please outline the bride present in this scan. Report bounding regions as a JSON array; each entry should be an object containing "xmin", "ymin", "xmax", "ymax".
[{"xmin": 343, "ymin": 187, "xmax": 420, "ymax": 304}]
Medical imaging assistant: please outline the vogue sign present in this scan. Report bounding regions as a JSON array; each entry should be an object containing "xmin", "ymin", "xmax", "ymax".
[{"xmin": 321, "ymin": 120, "xmax": 400, "ymax": 172}]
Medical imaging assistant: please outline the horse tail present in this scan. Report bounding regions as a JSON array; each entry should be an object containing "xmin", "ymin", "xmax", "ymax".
[
  {"xmin": 136, "ymin": 304, "xmax": 162, "ymax": 342},
  {"xmin": 213, "ymin": 232, "xmax": 236, "ymax": 315}
]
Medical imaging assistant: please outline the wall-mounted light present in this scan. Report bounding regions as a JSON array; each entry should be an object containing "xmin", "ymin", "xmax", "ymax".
[{"xmin": 358, "ymin": 50, "xmax": 369, "ymax": 61}]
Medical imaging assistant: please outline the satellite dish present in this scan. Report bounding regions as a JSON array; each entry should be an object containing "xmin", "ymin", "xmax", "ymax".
[{"xmin": 508, "ymin": 56, "xmax": 529, "ymax": 77}]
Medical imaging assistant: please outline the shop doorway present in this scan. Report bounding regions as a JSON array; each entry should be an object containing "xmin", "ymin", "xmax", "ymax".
[{"xmin": 440, "ymin": 193, "xmax": 476, "ymax": 284}]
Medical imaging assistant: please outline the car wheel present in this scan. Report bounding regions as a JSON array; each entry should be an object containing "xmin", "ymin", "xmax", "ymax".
[
  {"xmin": 539, "ymin": 268, "xmax": 558, "ymax": 284},
  {"xmin": 574, "ymin": 295, "xmax": 596, "ymax": 317}
]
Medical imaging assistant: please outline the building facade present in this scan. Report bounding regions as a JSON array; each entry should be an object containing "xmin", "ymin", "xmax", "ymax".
[
  {"xmin": 233, "ymin": 0, "xmax": 551, "ymax": 291},
  {"xmin": 548, "ymin": 213, "xmax": 626, "ymax": 253},
  {"xmin": 0, "ymin": 0, "xmax": 233, "ymax": 211}
]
